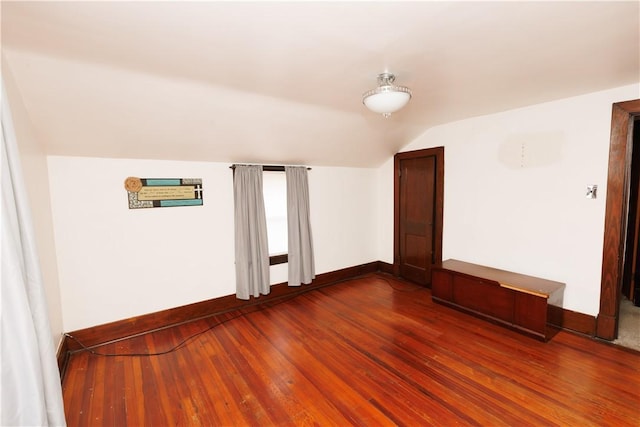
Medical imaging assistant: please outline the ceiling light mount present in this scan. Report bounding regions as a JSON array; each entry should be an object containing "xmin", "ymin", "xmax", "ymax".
[{"xmin": 362, "ymin": 72, "xmax": 412, "ymax": 118}]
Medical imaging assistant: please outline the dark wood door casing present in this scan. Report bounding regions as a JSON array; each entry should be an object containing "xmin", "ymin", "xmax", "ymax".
[
  {"xmin": 598, "ymin": 99, "xmax": 640, "ymax": 340},
  {"xmin": 394, "ymin": 147, "xmax": 444, "ymax": 286}
]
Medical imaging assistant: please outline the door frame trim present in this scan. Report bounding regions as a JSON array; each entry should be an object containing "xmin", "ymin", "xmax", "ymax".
[
  {"xmin": 597, "ymin": 99, "xmax": 640, "ymax": 340},
  {"xmin": 394, "ymin": 147, "xmax": 445, "ymax": 282}
]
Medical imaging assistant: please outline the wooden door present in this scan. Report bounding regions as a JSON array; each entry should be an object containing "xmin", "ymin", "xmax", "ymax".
[{"xmin": 394, "ymin": 148, "xmax": 444, "ymax": 286}]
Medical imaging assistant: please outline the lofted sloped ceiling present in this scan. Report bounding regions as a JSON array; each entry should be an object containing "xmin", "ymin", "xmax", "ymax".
[{"xmin": 1, "ymin": 1, "xmax": 639, "ymax": 168}]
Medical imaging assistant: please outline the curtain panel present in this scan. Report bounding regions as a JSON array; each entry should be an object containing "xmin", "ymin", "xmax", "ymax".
[
  {"xmin": 1, "ymin": 81, "xmax": 67, "ymax": 426},
  {"xmin": 286, "ymin": 166, "xmax": 315, "ymax": 286},
  {"xmin": 233, "ymin": 165, "xmax": 270, "ymax": 299}
]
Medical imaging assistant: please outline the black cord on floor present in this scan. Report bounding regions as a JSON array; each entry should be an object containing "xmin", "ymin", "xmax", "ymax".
[
  {"xmin": 65, "ymin": 274, "xmax": 425, "ymax": 358},
  {"xmin": 375, "ymin": 276, "xmax": 425, "ymax": 292},
  {"xmin": 64, "ymin": 308, "xmax": 249, "ymax": 358}
]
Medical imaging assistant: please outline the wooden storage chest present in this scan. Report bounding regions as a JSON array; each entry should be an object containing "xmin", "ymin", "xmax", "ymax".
[{"xmin": 432, "ymin": 259, "xmax": 565, "ymax": 341}]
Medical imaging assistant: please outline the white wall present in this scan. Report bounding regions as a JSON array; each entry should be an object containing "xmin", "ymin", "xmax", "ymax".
[
  {"xmin": 47, "ymin": 157, "xmax": 378, "ymax": 331},
  {"xmin": 378, "ymin": 84, "xmax": 640, "ymax": 316},
  {"xmin": 2, "ymin": 59, "xmax": 65, "ymax": 349}
]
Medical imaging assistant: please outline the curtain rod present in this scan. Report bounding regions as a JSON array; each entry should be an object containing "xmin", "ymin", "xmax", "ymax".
[{"xmin": 230, "ymin": 164, "xmax": 312, "ymax": 171}]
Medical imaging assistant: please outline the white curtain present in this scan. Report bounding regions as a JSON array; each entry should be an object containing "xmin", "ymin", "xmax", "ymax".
[
  {"xmin": 1, "ymin": 81, "xmax": 67, "ymax": 425},
  {"xmin": 233, "ymin": 165, "xmax": 270, "ymax": 299},
  {"xmin": 286, "ymin": 166, "xmax": 315, "ymax": 286}
]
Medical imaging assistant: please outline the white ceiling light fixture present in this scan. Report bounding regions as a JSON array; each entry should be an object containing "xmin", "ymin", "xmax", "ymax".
[{"xmin": 362, "ymin": 72, "xmax": 412, "ymax": 118}]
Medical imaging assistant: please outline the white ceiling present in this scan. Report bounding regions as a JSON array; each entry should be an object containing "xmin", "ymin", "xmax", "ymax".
[{"xmin": 2, "ymin": 1, "xmax": 639, "ymax": 167}]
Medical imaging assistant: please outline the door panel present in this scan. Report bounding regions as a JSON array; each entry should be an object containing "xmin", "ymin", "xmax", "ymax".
[{"xmin": 404, "ymin": 234, "xmax": 427, "ymax": 268}]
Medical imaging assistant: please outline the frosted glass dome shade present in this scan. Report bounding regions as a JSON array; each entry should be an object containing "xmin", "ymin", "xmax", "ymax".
[{"xmin": 362, "ymin": 73, "xmax": 412, "ymax": 118}]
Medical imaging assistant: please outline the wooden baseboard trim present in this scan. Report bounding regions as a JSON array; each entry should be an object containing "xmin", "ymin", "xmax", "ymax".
[
  {"xmin": 56, "ymin": 335, "xmax": 71, "ymax": 380},
  {"xmin": 377, "ymin": 261, "xmax": 394, "ymax": 275},
  {"xmin": 548, "ymin": 305, "xmax": 596, "ymax": 336},
  {"xmin": 59, "ymin": 261, "xmax": 381, "ymax": 368}
]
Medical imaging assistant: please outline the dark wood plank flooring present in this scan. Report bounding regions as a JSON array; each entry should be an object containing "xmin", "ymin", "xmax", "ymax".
[{"xmin": 62, "ymin": 273, "xmax": 640, "ymax": 426}]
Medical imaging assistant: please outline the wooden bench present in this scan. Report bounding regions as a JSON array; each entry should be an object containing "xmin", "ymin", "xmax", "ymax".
[{"xmin": 431, "ymin": 259, "xmax": 565, "ymax": 341}]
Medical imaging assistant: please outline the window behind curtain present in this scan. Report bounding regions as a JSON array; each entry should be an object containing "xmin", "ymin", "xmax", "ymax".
[{"xmin": 263, "ymin": 171, "xmax": 287, "ymax": 256}]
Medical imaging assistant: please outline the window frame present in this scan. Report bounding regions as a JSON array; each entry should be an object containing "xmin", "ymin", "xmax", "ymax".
[{"xmin": 262, "ymin": 168, "xmax": 288, "ymax": 266}]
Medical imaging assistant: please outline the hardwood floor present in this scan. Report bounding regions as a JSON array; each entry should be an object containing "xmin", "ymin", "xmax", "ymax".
[{"xmin": 62, "ymin": 273, "xmax": 640, "ymax": 426}]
